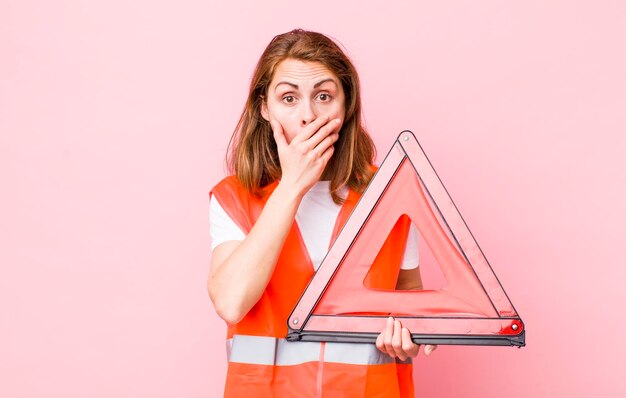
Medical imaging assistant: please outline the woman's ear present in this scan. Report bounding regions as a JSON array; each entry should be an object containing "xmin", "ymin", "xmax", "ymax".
[{"xmin": 260, "ymin": 96, "xmax": 269, "ymax": 121}]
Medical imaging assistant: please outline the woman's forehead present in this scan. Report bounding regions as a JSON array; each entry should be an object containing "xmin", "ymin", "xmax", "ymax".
[{"xmin": 271, "ymin": 59, "xmax": 338, "ymax": 88}]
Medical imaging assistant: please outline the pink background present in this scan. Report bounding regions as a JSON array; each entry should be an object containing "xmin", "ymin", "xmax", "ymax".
[{"xmin": 1, "ymin": 1, "xmax": 625, "ymax": 397}]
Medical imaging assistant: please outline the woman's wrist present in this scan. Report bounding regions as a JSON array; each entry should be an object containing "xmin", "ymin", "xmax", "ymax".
[{"xmin": 274, "ymin": 180, "xmax": 306, "ymax": 205}]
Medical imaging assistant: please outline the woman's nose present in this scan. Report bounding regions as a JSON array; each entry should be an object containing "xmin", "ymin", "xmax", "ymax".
[{"xmin": 300, "ymin": 101, "xmax": 317, "ymax": 126}]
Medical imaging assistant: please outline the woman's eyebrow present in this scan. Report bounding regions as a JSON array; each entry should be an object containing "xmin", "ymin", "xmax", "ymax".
[
  {"xmin": 313, "ymin": 78, "xmax": 337, "ymax": 88},
  {"xmin": 274, "ymin": 78, "xmax": 337, "ymax": 91}
]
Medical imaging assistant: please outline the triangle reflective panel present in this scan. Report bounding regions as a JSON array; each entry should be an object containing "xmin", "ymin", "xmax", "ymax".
[{"xmin": 287, "ymin": 131, "xmax": 525, "ymax": 347}]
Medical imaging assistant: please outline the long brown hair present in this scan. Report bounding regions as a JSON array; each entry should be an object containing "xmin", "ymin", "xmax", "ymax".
[{"xmin": 226, "ymin": 28, "xmax": 376, "ymax": 204}]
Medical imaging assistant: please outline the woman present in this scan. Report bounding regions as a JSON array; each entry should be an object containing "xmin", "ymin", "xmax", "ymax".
[{"xmin": 208, "ymin": 28, "xmax": 436, "ymax": 397}]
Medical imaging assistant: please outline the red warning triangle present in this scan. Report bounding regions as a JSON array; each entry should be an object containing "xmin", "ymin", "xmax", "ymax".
[{"xmin": 287, "ymin": 131, "xmax": 525, "ymax": 346}]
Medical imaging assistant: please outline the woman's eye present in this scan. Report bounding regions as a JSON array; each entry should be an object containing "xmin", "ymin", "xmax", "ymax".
[
  {"xmin": 282, "ymin": 96, "xmax": 296, "ymax": 103},
  {"xmin": 318, "ymin": 93, "xmax": 332, "ymax": 102}
]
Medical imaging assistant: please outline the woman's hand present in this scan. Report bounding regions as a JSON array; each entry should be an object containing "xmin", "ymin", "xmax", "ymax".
[
  {"xmin": 375, "ymin": 317, "xmax": 438, "ymax": 360},
  {"xmin": 269, "ymin": 115, "xmax": 340, "ymax": 196}
]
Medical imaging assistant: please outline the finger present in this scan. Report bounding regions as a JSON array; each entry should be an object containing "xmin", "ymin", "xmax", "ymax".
[
  {"xmin": 392, "ymin": 320, "xmax": 405, "ymax": 361},
  {"xmin": 312, "ymin": 132, "xmax": 339, "ymax": 158},
  {"xmin": 292, "ymin": 115, "xmax": 330, "ymax": 144},
  {"xmin": 425, "ymin": 344, "xmax": 438, "ymax": 356},
  {"xmin": 319, "ymin": 143, "xmax": 335, "ymax": 165},
  {"xmin": 269, "ymin": 118, "xmax": 287, "ymax": 149},
  {"xmin": 306, "ymin": 118, "xmax": 341, "ymax": 150},
  {"xmin": 401, "ymin": 327, "xmax": 419, "ymax": 357},
  {"xmin": 383, "ymin": 317, "xmax": 395, "ymax": 358},
  {"xmin": 376, "ymin": 332, "xmax": 388, "ymax": 355}
]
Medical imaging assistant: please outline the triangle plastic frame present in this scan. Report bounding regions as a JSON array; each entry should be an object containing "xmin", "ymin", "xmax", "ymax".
[{"xmin": 286, "ymin": 131, "xmax": 525, "ymax": 347}]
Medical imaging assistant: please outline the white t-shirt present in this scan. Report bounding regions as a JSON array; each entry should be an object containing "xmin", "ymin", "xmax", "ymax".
[{"xmin": 209, "ymin": 180, "xmax": 419, "ymax": 271}]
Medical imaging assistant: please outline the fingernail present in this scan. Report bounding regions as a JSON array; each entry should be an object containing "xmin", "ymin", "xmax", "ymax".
[{"xmin": 335, "ymin": 118, "xmax": 341, "ymax": 124}]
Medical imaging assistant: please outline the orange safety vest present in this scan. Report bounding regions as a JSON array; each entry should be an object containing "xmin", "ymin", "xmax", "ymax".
[{"xmin": 210, "ymin": 173, "xmax": 413, "ymax": 398}]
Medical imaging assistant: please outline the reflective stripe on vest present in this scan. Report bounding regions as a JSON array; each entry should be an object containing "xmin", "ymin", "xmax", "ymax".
[{"xmin": 226, "ymin": 334, "xmax": 412, "ymax": 366}]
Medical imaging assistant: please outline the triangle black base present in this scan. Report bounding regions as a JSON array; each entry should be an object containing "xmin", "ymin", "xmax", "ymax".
[{"xmin": 288, "ymin": 329, "xmax": 526, "ymax": 347}]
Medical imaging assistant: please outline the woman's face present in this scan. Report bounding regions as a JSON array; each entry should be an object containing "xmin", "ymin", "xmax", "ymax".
[{"xmin": 260, "ymin": 58, "xmax": 346, "ymax": 144}]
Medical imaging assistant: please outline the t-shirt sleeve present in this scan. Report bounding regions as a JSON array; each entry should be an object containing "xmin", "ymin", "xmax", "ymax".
[
  {"xmin": 209, "ymin": 194, "xmax": 246, "ymax": 251},
  {"xmin": 400, "ymin": 222, "xmax": 420, "ymax": 270}
]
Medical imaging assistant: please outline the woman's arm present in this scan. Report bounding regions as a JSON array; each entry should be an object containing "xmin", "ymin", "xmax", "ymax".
[
  {"xmin": 208, "ymin": 115, "xmax": 340, "ymax": 325},
  {"xmin": 395, "ymin": 267, "xmax": 423, "ymax": 290},
  {"xmin": 208, "ymin": 183, "xmax": 304, "ymax": 324}
]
